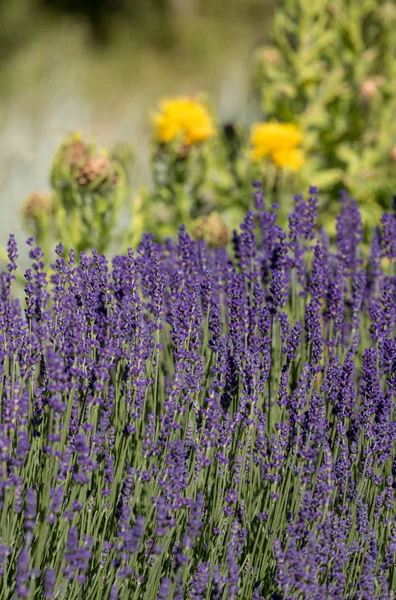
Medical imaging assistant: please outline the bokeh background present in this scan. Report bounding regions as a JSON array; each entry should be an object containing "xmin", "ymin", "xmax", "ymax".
[{"xmin": 0, "ymin": 0, "xmax": 274, "ymax": 247}]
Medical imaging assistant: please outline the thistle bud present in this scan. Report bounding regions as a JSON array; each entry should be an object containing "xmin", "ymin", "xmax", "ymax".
[
  {"xmin": 76, "ymin": 155, "xmax": 119, "ymax": 190},
  {"xmin": 193, "ymin": 212, "xmax": 228, "ymax": 247},
  {"xmin": 51, "ymin": 133, "xmax": 90, "ymax": 192},
  {"xmin": 22, "ymin": 191, "xmax": 55, "ymax": 251},
  {"xmin": 60, "ymin": 134, "xmax": 89, "ymax": 171},
  {"xmin": 380, "ymin": 2, "xmax": 396, "ymax": 22},
  {"xmin": 257, "ymin": 45, "xmax": 282, "ymax": 66},
  {"xmin": 359, "ymin": 78, "xmax": 383, "ymax": 101},
  {"xmin": 22, "ymin": 191, "xmax": 54, "ymax": 220}
]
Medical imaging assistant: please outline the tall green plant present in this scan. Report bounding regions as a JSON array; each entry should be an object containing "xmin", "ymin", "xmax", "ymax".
[
  {"xmin": 20, "ymin": 133, "xmax": 131, "ymax": 261},
  {"xmin": 253, "ymin": 0, "xmax": 396, "ymax": 226}
]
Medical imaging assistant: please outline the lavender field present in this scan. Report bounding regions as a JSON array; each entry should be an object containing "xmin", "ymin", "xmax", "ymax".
[
  {"xmin": 0, "ymin": 185, "xmax": 395, "ymax": 598},
  {"xmin": 1, "ymin": 0, "xmax": 396, "ymax": 597}
]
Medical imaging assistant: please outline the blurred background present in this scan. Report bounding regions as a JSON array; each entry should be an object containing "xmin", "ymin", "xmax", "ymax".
[{"xmin": 0, "ymin": 0, "xmax": 274, "ymax": 248}]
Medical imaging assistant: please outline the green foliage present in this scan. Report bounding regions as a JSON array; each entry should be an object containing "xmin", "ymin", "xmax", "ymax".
[
  {"xmin": 11, "ymin": 0, "xmax": 396, "ymax": 260},
  {"xmin": 146, "ymin": 130, "xmax": 251, "ymax": 241},
  {"xmin": 50, "ymin": 134, "xmax": 127, "ymax": 254},
  {"xmin": 253, "ymin": 0, "xmax": 396, "ymax": 222},
  {"xmin": 145, "ymin": 123, "xmax": 304, "ymax": 245},
  {"xmin": 21, "ymin": 134, "xmax": 131, "ymax": 260}
]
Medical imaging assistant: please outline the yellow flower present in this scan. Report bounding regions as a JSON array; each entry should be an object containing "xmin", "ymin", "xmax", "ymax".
[
  {"xmin": 250, "ymin": 122, "xmax": 304, "ymax": 170},
  {"xmin": 272, "ymin": 147, "xmax": 305, "ymax": 171},
  {"xmin": 153, "ymin": 97, "xmax": 215, "ymax": 146}
]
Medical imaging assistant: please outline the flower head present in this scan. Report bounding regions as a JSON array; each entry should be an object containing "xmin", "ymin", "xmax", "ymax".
[
  {"xmin": 56, "ymin": 132, "xmax": 89, "ymax": 172},
  {"xmin": 272, "ymin": 147, "xmax": 305, "ymax": 171},
  {"xmin": 250, "ymin": 121, "xmax": 304, "ymax": 170},
  {"xmin": 76, "ymin": 155, "xmax": 119, "ymax": 191},
  {"xmin": 153, "ymin": 97, "xmax": 215, "ymax": 146},
  {"xmin": 22, "ymin": 191, "xmax": 55, "ymax": 220},
  {"xmin": 192, "ymin": 212, "xmax": 228, "ymax": 247}
]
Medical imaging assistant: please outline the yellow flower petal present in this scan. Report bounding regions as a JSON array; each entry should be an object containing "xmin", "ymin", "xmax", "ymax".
[
  {"xmin": 271, "ymin": 147, "xmax": 305, "ymax": 171},
  {"xmin": 250, "ymin": 121, "xmax": 304, "ymax": 169},
  {"xmin": 152, "ymin": 97, "xmax": 215, "ymax": 146}
]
